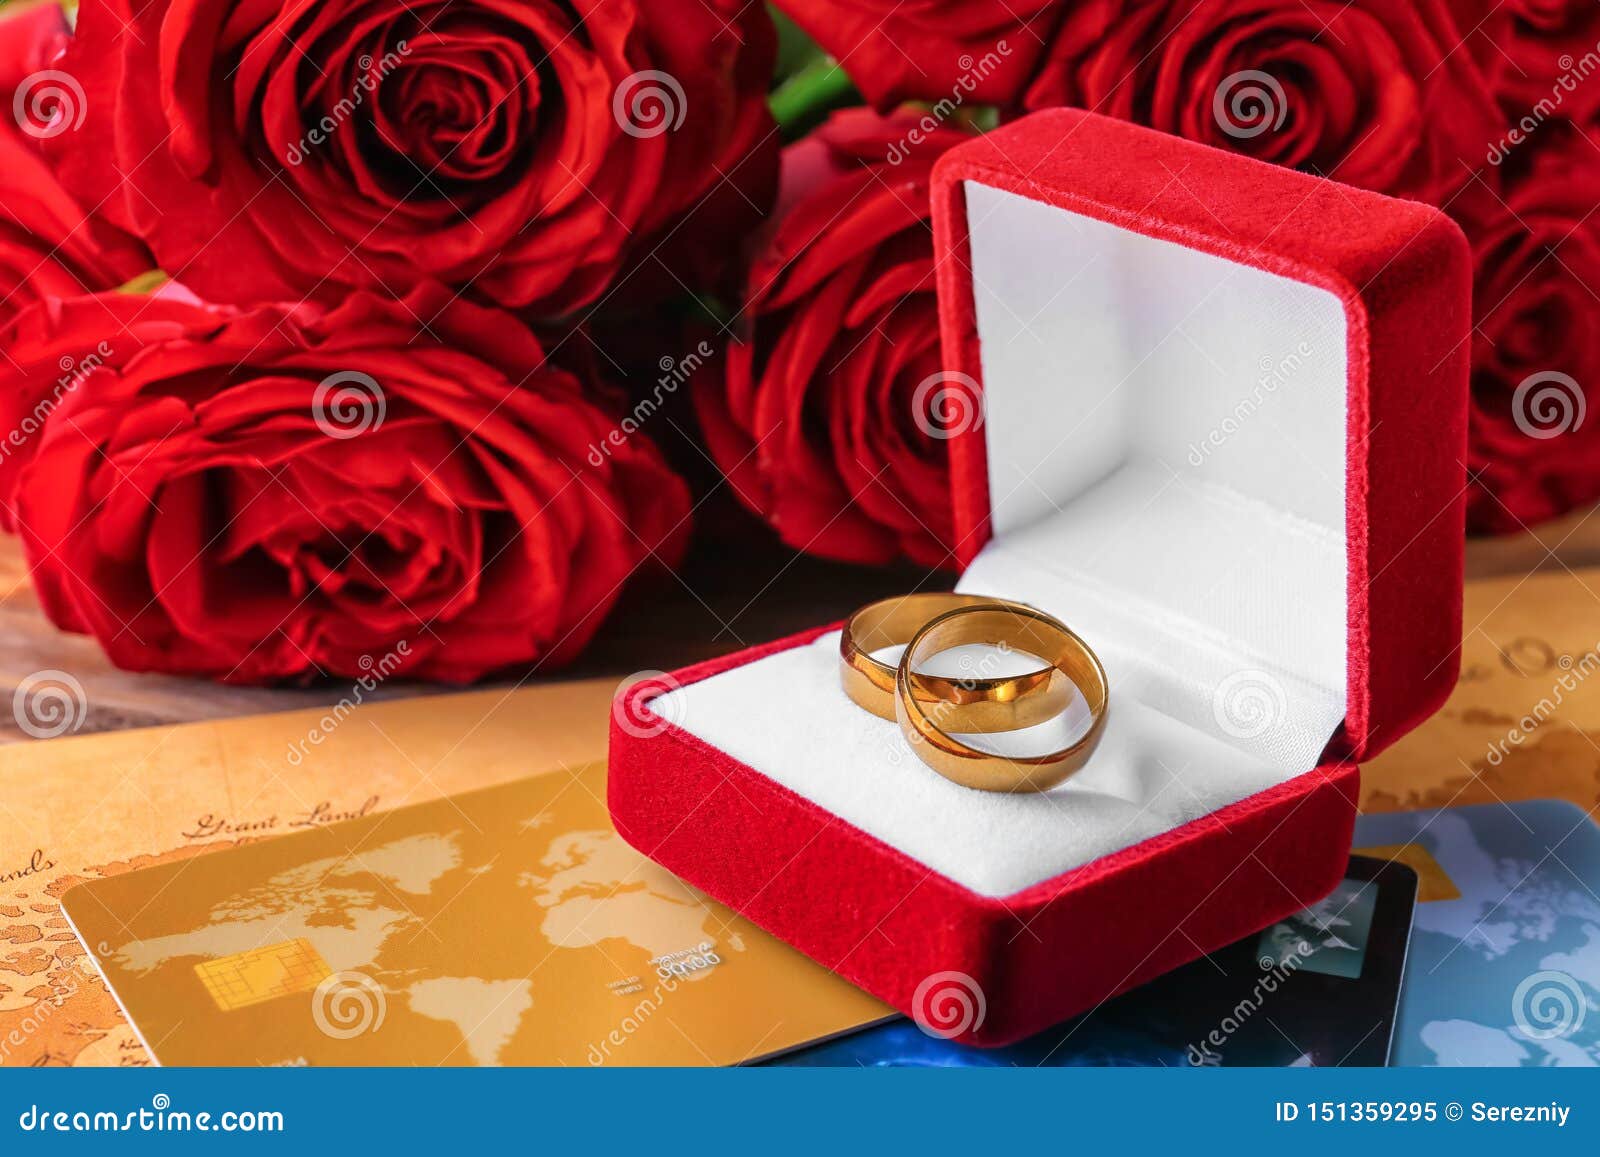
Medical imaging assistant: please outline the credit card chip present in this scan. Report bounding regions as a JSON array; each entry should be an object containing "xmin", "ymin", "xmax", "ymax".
[{"xmin": 194, "ymin": 938, "xmax": 334, "ymax": 1011}]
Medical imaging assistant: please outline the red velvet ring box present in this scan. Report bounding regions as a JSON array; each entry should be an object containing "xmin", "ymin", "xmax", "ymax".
[{"xmin": 609, "ymin": 108, "xmax": 1470, "ymax": 1047}]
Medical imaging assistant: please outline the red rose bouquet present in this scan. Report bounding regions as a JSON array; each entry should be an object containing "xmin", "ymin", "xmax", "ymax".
[
  {"xmin": 759, "ymin": 0, "xmax": 1597, "ymax": 537},
  {"xmin": 0, "ymin": 0, "xmax": 734, "ymax": 684},
  {"xmin": 694, "ymin": 109, "xmax": 974, "ymax": 569},
  {"xmin": 0, "ymin": 286, "xmax": 689, "ymax": 682},
  {"xmin": 0, "ymin": 0, "xmax": 1589, "ymax": 687},
  {"xmin": 51, "ymin": 0, "xmax": 777, "ymax": 317}
]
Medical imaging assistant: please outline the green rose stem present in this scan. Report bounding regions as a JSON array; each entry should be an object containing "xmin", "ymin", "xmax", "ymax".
[{"xmin": 770, "ymin": 57, "xmax": 859, "ymax": 138}]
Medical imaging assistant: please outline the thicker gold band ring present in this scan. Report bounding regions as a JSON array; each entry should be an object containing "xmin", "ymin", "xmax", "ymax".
[
  {"xmin": 896, "ymin": 603, "xmax": 1108, "ymax": 793},
  {"xmin": 840, "ymin": 594, "xmax": 1072, "ymax": 730}
]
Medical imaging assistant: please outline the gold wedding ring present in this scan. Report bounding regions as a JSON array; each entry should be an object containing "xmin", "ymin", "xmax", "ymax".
[
  {"xmin": 896, "ymin": 603, "xmax": 1108, "ymax": 793},
  {"xmin": 840, "ymin": 594, "xmax": 1071, "ymax": 730}
]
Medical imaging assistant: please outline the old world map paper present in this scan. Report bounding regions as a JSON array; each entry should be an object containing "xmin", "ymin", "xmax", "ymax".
[
  {"xmin": 0, "ymin": 679, "xmax": 621, "ymax": 1067},
  {"xmin": 1363, "ymin": 568, "xmax": 1600, "ymax": 816}
]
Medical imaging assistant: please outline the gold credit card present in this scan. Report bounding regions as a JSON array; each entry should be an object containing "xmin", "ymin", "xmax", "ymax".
[
  {"xmin": 62, "ymin": 761, "xmax": 888, "ymax": 1066},
  {"xmin": 0, "ymin": 677, "xmax": 629, "ymax": 1067}
]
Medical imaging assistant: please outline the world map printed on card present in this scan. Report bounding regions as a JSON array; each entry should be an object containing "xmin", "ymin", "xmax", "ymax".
[
  {"xmin": 2, "ymin": 678, "xmax": 633, "ymax": 1066},
  {"xmin": 1355, "ymin": 799, "xmax": 1600, "ymax": 1067},
  {"xmin": 60, "ymin": 760, "xmax": 888, "ymax": 1066}
]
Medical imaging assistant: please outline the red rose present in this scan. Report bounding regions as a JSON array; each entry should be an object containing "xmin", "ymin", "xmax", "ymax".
[
  {"xmin": 695, "ymin": 110, "xmax": 975, "ymax": 569},
  {"xmin": 773, "ymin": 0, "xmax": 1062, "ymax": 110},
  {"xmin": 1457, "ymin": 125, "xmax": 1600, "ymax": 533},
  {"xmin": 1024, "ymin": 0, "xmax": 1505, "ymax": 204},
  {"xmin": 50, "ymin": 0, "xmax": 777, "ymax": 318},
  {"xmin": 0, "ymin": 286, "xmax": 690, "ymax": 682},
  {"xmin": 1452, "ymin": 0, "xmax": 1600, "ymax": 122},
  {"xmin": 0, "ymin": 2, "xmax": 148, "ymax": 324}
]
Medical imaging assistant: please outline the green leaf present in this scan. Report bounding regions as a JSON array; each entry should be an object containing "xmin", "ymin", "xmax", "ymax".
[
  {"xmin": 769, "ymin": 56, "xmax": 860, "ymax": 138},
  {"xmin": 770, "ymin": 5, "xmax": 824, "ymax": 86}
]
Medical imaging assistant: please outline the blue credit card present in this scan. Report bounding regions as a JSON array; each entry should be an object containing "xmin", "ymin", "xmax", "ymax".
[
  {"xmin": 1354, "ymin": 799, "xmax": 1600, "ymax": 1067},
  {"xmin": 765, "ymin": 854, "xmax": 1415, "ymax": 1068}
]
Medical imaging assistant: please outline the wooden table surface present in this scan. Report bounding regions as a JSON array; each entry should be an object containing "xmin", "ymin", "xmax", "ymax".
[
  {"xmin": 2, "ymin": 499, "xmax": 1596, "ymax": 745},
  {"xmin": 0, "ymin": 525, "xmax": 935, "ymax": 744}
]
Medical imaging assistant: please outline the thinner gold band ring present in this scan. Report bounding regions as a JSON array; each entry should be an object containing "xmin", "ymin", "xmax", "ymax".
[
  {"xmin": 896, "ymin": 603, "xmax": 1108, "ymax": 793},
  {"xmin": 839, "ymin": 594, "xmax": 1072, "ymax": 731}
]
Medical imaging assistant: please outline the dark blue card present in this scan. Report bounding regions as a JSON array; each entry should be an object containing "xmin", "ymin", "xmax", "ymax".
[{"xmin": 766, "ymin": 854, "xmax": 1415, "ymax": 1067}]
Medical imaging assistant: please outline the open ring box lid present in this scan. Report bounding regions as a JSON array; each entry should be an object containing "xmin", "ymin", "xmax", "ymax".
[{"xmin": 609, "ymin": 108, "xmax": 1470, "ymax": 1047}]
